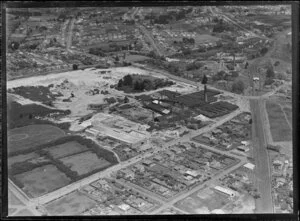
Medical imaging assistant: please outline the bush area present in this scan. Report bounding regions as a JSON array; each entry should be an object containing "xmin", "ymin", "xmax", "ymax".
[
  {"xmin": 8, "ymin": 86, "xmax": 63, "ymax": 104},
  {"xmin": 116, "ymin": 74, "xmax": 174, "ymax": 93},
  {"xmin": 7, "ymin": 101, "xmax": 71, "ymax": 130}
]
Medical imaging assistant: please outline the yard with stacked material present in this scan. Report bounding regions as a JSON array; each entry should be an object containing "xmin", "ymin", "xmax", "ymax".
[
  {"xmin": 14, "ymin": 164, "xmax": 71, "ymax": 198},
  {"xmin": 45, "ymin": 191, "xmax": 97, "ymax": 215},
  {"xmin": 8, "ymin": 124, "xmax": 65, "ymax": 155},
  {"xmin": 266, "ymin": 101, "xmax": 292, "ymax": 142}
]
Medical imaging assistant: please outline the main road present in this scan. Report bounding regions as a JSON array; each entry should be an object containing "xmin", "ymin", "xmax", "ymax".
[{"xmin": 250, "ymin": 98, "xmax": 273, "ymax": 213}]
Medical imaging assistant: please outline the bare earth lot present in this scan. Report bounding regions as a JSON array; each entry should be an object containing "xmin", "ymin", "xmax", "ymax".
[
  {"xmin": 174, "ymin": 188, "xmax": 255, "ymax": 214},
  {"xmin": 174, "ymin": 188, "xmax": 230, "ymax": 214},
  {"xmin": 46, "ymin": 141, "xmax": 88, "ymax": 159},
  {"xmin": 59, "ymin": 151, "xmax": 111, "ymax": 175},
  {"xmin": 14, "ymin": 164, "xmax": 71, "ymax": 198},
  {"xmin": 266, "ymin": 101, "xmax": 292, "ymax": 142},
  {"xmin": 8, "ymin": 124, "xmax": 65, "ymax": 154},
  {"xmin": 45, "ymin": 191, "xmax": 97, "ymax": 215}
]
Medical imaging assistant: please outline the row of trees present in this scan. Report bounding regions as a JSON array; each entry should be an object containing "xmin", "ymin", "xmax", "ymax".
[{"xmin": 117, "ymin": 74, "xmax": 174, "ymax": 92}]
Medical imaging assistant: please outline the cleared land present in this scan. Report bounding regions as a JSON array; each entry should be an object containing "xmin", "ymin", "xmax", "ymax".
[
  {"xmin": 266, "ymin": 101, "xmax": 292, "ymax": 142},
  {"xmin": 45, "ymin": 141, "xmax": 88, "ymax": 159},
  {"xmin": 45, "ymin": 191, "xmax": 97, "ymax": 215},
  {"xmin": 174, "ymin": 188, "xmax": 230, "ymax": 214},
  {"xmin": 14, "ymin": 164, "xmax": 71, "ymax": 198},
  {"xmin": 8, "ymin": 124, "xmax": 65, "ymax": 154},
  {"xmin": 59, "ymin": 151, "xmax": 111, "ymax": 175}
]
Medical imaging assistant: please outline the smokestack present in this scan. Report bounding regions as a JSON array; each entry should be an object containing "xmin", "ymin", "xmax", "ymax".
[{"xmin": 204, "ymin": 84, "xmax": 208, "ymax": 102}]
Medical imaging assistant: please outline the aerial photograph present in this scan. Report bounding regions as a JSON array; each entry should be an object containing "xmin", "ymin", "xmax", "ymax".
[{"xmin": 6, "ymin": 4, "xmax": 293, "ymax": 216}]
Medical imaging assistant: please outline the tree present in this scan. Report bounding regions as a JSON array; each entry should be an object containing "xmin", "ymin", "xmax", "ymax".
[
  {"xmin": 260, "ymin": 47, "xmax": 268, "ymax": 55},
  {"xmin": 201, "ymin": 74, "xmax": 208, "ymax": 85},
  {"xmin": 72, "ymin": 64, "xmax": 78, "ymax": 70},
  {"xmin": 124, "ymin": 96, "xmax": 129, "ymax": 103},
  {"xmin": 123, "ymin": 75, "xmax": 133, "ymax": 86},
  {"xmin": 266, "ymin": 67, "xmax": 275, "ymax": 79},
  {"xmin": 231, "ymin": 80, "xmax": 245, "ymax": 94},
  {"xmin": 277, "ymin": 72, "xmax": 287, "ymax": 80},
  {"xmin": 10, "ymin": 41, "xmax": 20, "ymax": 50},
  {"xmin": 118, "ymin": 79, "xmax": 123, "ymax": 88},
  {"xmin": 231, "ymin": 71, "xmax": 239, "ymax": 78},
  {"xmin": 134, "ymin": 81, "xmax": 141, "ymax": 91}
]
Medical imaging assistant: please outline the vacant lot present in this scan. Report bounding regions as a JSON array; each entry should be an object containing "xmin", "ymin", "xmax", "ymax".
[
  {"xmin": 46, "ymin": 141, "xmax": 88, "ymax": 159},
  {"xmin": 266, "ymin": 101, "xmax": 292, "ymax": 142},
  {"xmin": 8, "ymin": 152, "xmax": 39, "ymax": 169},
  {"xmin": 14, "ymin": 164, "xmax": 71, "ymax": 198},
  {"xmin": 8, "ymin": 124, "xmax": 65, "ymax": 154},
  {"xmin": 174, "ymin": 188, "xmax": 230, "ymax": 214},
  {"xmin": 45, "ymin": 191, "xmax": 97, "ymax": 215},
  {"xmin": 60, "ymin": 151, "xmax": 111, "ymax": 176}
]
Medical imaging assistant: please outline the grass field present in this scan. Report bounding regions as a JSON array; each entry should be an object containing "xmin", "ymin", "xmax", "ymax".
[
  {"xmin": 8, "ymin": 124, "xmax": 65, "ymax": 154},
  {"xmin": 14, "ymin": 164, "xmax": 71, "ymax": 198},
  {"xmin": 13, "ymin": 209, "xmax": 35, "ymax": 216},
  {"xmin": 174, "ymin": 188, "xmax": 230, "ymax": 214},
  {"xmin": 46, "ymin": 141, "xmax": 88, "ymax": 159},
  {"xmin": 8, "ymin": 189, "xmax": 24, "ymax": 206},
  {"xmin": 8, "ymin": 152, "xmax": 39, "ymax": 169},
  {"xmin": 60, "ymin": 151, "xmax": 111, "ymax": 175},
  {"xmin": 194, "ymin": 34, "xmax": 219, "ymax": 44},
  {"xmin": 266, "ymin": 101, "xmax": 292, "ymax": 142},
  {"xmin": 45, "ymin": 191, "xmax": 97, "ymax": 215},
  {"xmin": 125, "ymin": 54, "xmax": 150, "ymax": 62}
]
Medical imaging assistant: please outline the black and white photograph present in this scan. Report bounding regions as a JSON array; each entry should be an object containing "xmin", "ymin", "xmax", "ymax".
[{"xmin": 2, "ymin": 1, "xmax": 297, "ymax": 217}]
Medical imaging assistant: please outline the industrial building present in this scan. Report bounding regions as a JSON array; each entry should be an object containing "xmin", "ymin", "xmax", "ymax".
[{"xmin": 214, "ymin": 186, "xmax": 237, "ymax": 198}]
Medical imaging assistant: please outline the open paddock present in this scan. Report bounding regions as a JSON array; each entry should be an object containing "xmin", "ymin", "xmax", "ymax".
[
  {"xmin": 8, "ymin": 124, "xmax": 65, "ymax": 154},
  {"xmin": 266, "ymin": 101, "xmax": 292, "ymax": 142},
  {"xmin": 45, "ymin": 141, "xmax": 88, "ymax": 159},
  {"xmin": 14, "ymin": 164, "xmax": 71, "ymax": 198},
  {"xmin": 59, "ymin": 151, "xmax": 111, "ymax": 176},
  {"xmin": 45, "ymin": 191, "xmax": 97, "ymax": 215},
  {"xmin": 8, "ymin": 152, "xmax": 39, "ymax": 169}
]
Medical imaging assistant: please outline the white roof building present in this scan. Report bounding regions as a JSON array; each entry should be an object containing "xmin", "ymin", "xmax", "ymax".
[
  {"xmin": 243, "ymin": 163, "xmax": 255, "ymax": 170},
  {"xmin": 214, "ymin": 186, "xmax": 237, "ymax": 197},
  {"xmin": 118, "ymin": 203, "xmax": 131, "ymax": 211}
]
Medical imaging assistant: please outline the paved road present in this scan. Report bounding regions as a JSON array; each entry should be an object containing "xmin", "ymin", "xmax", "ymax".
[{"xmin": 250, "ymin": 99, "xmax": 273, "ymax": 213}]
